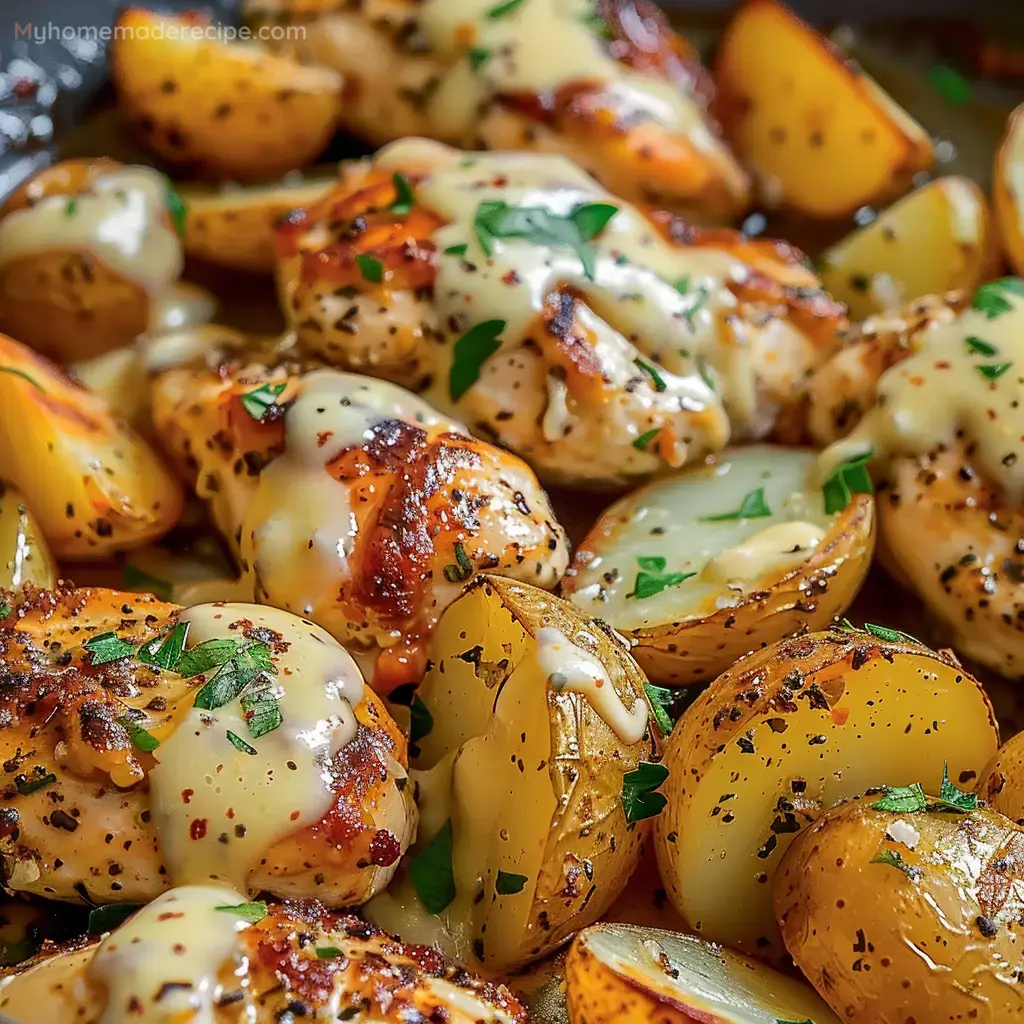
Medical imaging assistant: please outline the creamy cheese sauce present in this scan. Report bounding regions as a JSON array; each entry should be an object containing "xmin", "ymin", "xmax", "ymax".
[
  {"xmin": 87, "ymin": 884, "xmax": 246, "ymax": 1024},
  {"xmin": 240, "ymin": 370, "xmax": 463, "ymax": 622},
  {"xmin": 149, "ymin": 603, "xmax": 365, "ymax": 890},
  {"xmin": 0, "ymin": 166, "xmax": 182, "ymax": 295},
  {"xmin": 374, "ymin": 138, "xmax": 751, "ymax": 456},
  {"xmin": 818, "ymin": 288, "xmax": 1024, "ymax": 502},
  {"xmin": 535, "ymin": 626, "xmax": 648, "ymax": 742},
  {"xmin": 564, "ymin": 446, "xmax": 835, "ymax": 631}
]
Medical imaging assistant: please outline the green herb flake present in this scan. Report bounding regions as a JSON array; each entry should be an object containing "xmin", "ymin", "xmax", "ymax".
[
  {"xmin": 0, "ymin": 367, "xmax": 45, "ymax": 393},
  {"xmin": 487, "ymin": 0, "xmax": 526, "ymax": 16},
  {"xmin": 355, "ymin": 253, "xmax": 384, "ymax": 284},
  {"xmin": 123, "ymin": 564, "xmax": 173, "ymax": 602},
  {"xmin": 622, "ymin": 761, "xmax": 670, "ymax": 823},
  {"xmin": 138, "ymin": 621, "xmax": 190, "ymax": 671},
  {"xmin": 699, "ymin": 487, "xmax": 772, "ymax": 522},
  {"xmin": 84, "ymin": 631, "xmax": 138, "ymax": 666},
  {"xmin": 644, "ymin": 683, "xmax": 676, "ymax": 735},
  {"xmin": 64, "ymin": 198, "xmax": 78, "ymax": 217},
  {"xmin": 120, "ymin": 718, "xmax": 160, "ymax": 753},
  {"xmin": 468, "ymin": 47, "xmax": 492, "ymax": 71},
  {"xmin": 444, "ymin": 244, "xmax": 468, "ymax": 257},
  {"xmin": 965, "ymin": 335, "xmax": 997, "ymax": 357},
  {"xmin": 410, "ymin": 818, "xmax": 456, "ymax": 915},
  {"xmin": 633, "ymin": 427, "xmax": 660, "ymax": 452},
  {"xmin": 442, "ymin": 541, "xmax": 474, "ymax": 584},
  {"xmin": 226, "ymin": 730, "xmax": 258, "ymax": 756},
  {"xmin": 938, "ymin": 761, "xmax": 979, "ymax": 812},
  {"xmin": 871, "ymin": 848, "xmax": 921, "ymax": 880},
  {"xmin": 410, "ymin": 694, "xmax": 434, "ymax": 746},
  {"xmin": 449, "ymin": 319, "xmax": 505, "ymax": 401},
  {"xmin": 682, "ymin": 285, "xmax": 710, "ymax": 329},
  {"xmin": 629, "ymin": 556, "xmax": 695, "ymax": 600},
  {"xmin": 871, "ymin": 782, "xmax": 928, "ymax": 815},
  {"xmin": 928, "ymin": 64, "xmax": 973, "ymax": 107},
  {"xmin": 822, "ymin": 448, "xmax": 874, "ymax": 515},
  {"xmin": 240, "ymin": 682, "xmax": 283, "ymax": 739},
  {"xmin": 165, "ymin": 181, "xmax": 188, "ymax": 237},
  {"xmin": 976, "ymin": 362, "xmax": 1012, "ymax": 381},
  {"xmin": 389, "ymin": 172, "xmax": 415, "ymax": 215},
  {"xmin": 88, "ymin": 903, "xmax": 141, "ymax": 935},
  {"xmin": 634, "ymin": 359, "xmax": 667, "ymax": 392},
  {"xmin": 193, "ymin": 642, "xmax": 276, "ymax": 712},
  {"xmin": 240, "ymin": 382, "xmax": 287, "ymax": 423},
  {"xmin": 972, "ymin": 277, "xmax": 1024, "ymax": 320},
  {"xmin": 214, "ymin": 901, "xmax": 268, "ymax": 923},
  {"xmin": 495, "ymin": 870, "xmax": 529, "ymax": 895},
  {"xmin": 15, "ymin": 771, "xmax": 56, "ymax": 796},
  {"xmin": 176, "ymin": 638, "xmax": 240, "ymax": 679},
  {"xmin": 863, "ymin": 622, "xmax": 921, "ymax": 646},
  {"xmin": 316, "ymin": 946, "xmax": 343, "ymax": 959},
  {"xmin": 0, "ymin": 602, "xmax": 10, "ymax": 619}
]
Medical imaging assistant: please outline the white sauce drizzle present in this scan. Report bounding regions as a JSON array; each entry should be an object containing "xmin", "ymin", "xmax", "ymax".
[
  {"xmin": 700, "ymin": 520, "xmax": 824, "ymax": 587},
  {"xmin": 149, "ymin": 603, "xmax": 365, "ymax": 890},
  {"xmin": 86, "ymin": 884, "xmax": 247, "ymax": 1024},
  {"xmin": 535, "ymin": 626, "xmax": 648, "ymax": 743},
  {"xmin": 817, "ymin": 291, "xmax": 1024, "ymax": 502}
]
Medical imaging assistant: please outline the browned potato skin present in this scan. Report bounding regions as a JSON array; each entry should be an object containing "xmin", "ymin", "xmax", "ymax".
[
  {"xmin": 994, "ymin": 103, "xmax": 1024, "ymax": 278},
  {"xmin": 625, "ymin": 494, "xmax": 875, "ymax": 687},
  {"xmin": 0, "ymin": 334, "xmax": 184, "ymax": 560},
  {"xmin": 111, "ymin": 9, "xmax": 343, "ymax": 180},
  {"xmin": 980, "ymin": 731, "xmax": 1024, "ymax": 824},
  {"xmin": 774, "ymin": 796, "xmax": 1024, "ymax": 1022}
]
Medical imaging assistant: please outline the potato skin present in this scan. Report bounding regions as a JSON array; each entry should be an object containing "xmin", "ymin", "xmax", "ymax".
[
  {"xmin": 981, "ymin": 731, "xmax": 1024, "ymax": 825},
  {"xmin": 994, "ymin": 103, "xmax": 1024, "ymax": 278},
  {"xmin": 774, "ymin": 797, "xmax": 1024, "ymax": 1022}
]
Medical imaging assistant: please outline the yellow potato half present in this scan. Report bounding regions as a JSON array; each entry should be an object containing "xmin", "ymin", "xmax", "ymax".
[
  {"xmin": 980, "ymin": 730, "xmax": 1024, "ymax": 825},
  {"xmin": 653, "ymin": 625, "xmax": 999, "ymax": 964},
  {"xmin": 995, "ymin": 102, "xmax": 1024, "ymax": 277},
  {"xmin": 0, "ymin": 481, "xmax": 56, "ymax": 591},
  {"xmin": 714, "ymin": 0, "xmax": 932, "ymax": 218},
  {"xmin": 567, "ymin": 923, "xmax": 839, "ymax": 1024},
  {"xmin": 111, "ymin": 9, "xmax": 342, "ymax": 180},
  {"xmin": 819, "ymin": 176, "xmax": 998, "ymax": 320}
]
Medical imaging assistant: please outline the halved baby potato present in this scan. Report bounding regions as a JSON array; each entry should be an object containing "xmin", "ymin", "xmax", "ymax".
[
  {"xmin": 561, "ymin": 446, "xmax": 874, "ymax": 686},
  {"xmin": 566, "ymin": 923, "xmax": 839, "ymax": 1024},
  {"xmin": 774, "ymin": 793, "xmax": 1024, "ymax": 1021},
  {"xmin": 0, "ymin": 481, "xmax": 56, "ymax": 590},
  {"xmin": 994, "ymin": 102, "xmax": 1024, "ymax": 277},
  {"xmin": 818, "ymin": 176, "xmax": 998, "ymax": 320},
  {"xmin": 366, "ymin": 576, "xmax": 658, "ymax": 971},
  {"xmin": 180, "ymin": 170, "xmax": 338, "ymax": 272},
  {"xmin": 111, "ymin": 9, "xmax": 343, "ymax": 180},
  {"xmin": 980, "ymin": 730, "xmax": 1024, "ymax": 824},
  {"xmin": 0, "ymin": 334, "xmax": 184, "ymax": 559},
  {"xmin": 714, "ymin": 0, "xmax": 932, "ymax": 218},
  {"xmin": 653, "ymin": 625, "xmax": 999, "ymax": 964}
]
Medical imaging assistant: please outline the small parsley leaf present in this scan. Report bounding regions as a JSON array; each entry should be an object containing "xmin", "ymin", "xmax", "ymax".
[
  {"xmin": 622, "ymin": 761, "xmax": 669, "ymax": 823},
  {"xmin": 487, "ymin": 0, "xmax": 526, "ymax": 16},
  {"xmin": 226, "ymin": 730, "xmax": 258, "ymax": 755},
  {"xmin": 938, "ymin": 761, "xmax": 978, "ymax": 812},
  {"xmin": 644, "ymin": 682, "xmax": 676, "ymax": 735},
  {"xmin": 176, "ymin": 638, "xmax": 241, "ymax": 679},
  {"xmin": 316, "ymin": 946, "xmax": 343, "ymax": 959},
  {"xmin": 863, "ymin": 622, "xmax": 921, "ymax": 646},
  {"xmin": 630, "ymin": 555, "xmax": 695, "ymax": 600},
  {"xmin": 0, "ymin": 367, "xmax": 45, "ymax": 392},
  {"xmin": 0, "ymin": 601, "xmax": 10, "ymax": 618},
  {"xmin": 699, "ymin": 487, "xmax": 772, "ymax": 522},
  {"xmin": 633, "ymin": 428, "xmax": 660, "ymax": 452},
  {"xmin": 822, "ymin": 449, "xmax": 874, "ymax": 515},
  {"xmin": 240, "ymin": 382, "xmax": 286, "ymax": 423},
  {"xmin": 240, "ymin": 681, "xmax": 283, "ymax": 739},
  {"xmin": 468, "ymin": 47, "xmax": 492, "ymax": 71},
  {"xmin": 410, "ymin": 818, "xmax": 456, "ymax": 915},
  {"xmin": 871, "ymin": 848, "xmax": 921, "ymax": 880},
  {"xmin": 389, "ymin": 173, "xmax": 414, "ymax": 215},
  {"xmin": 965, "ymin": 335, "xmax": 997, "ymax": 357},
  {"xmin": 871, "ymin": 782, "xmax": 928, "ymax": 814},
  {"xmin": 120, "ymin": 718, "xmax": 160, "ymax": 752},
  {"xmin": 972, "ymin": 277, "xmax": 1024, "ymax": 320},
  {"xmin": 634, "ymin": 359, "xmax": 667, "ymax": 392},
  {"xmin": 64, "ymin": 198, "xmax": 78, "ymax": 217},
  {"xmin": 165, "ymin": 181, "xmax": 188, "ymax": 237},
  {"xmin": 442, "ymin": 541, "xmax": 474, "ymax": 583},
  {"xmin": 355, "ymin": 253, "xmax": 383, "ymax": 284},
  {"xmin": 976, "ymin": 362, "xmax": 1012, "ymax": 381},
  {"xmin": 449, "ymin": 319, "xmax": 505, "ymax": 401},
  {"xmin": 215, "ymin": 901, "xmax": 267, "ymax": 923},
  {"xmin": 927, "ymin": 64, "xmax": 973, "ymax": 106},
  {"xmin": 495, "ymin": 870, "xmax": 529, "ymax": 895},
  {"xmin": 444, "ymin": 243, "xmax": 468, "ymax": 256},
  {"xmin": 138, "ymin": 621, "xmax": 190, "ymax": 670},
  {"xmin": 84, "ymin": 632, "xmax": 138, "ymax": 666}
]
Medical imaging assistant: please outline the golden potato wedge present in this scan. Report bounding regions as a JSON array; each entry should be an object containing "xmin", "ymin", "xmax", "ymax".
[
  {"xmin": 995, "ymin": 102, "xmax": 1024, "ymax": 277},
  {"xmin": 774, "ymin": 792, "xmax": 1024, "ymax": 1022},
  {"xmin": 980, "ymin": 730, "xmax": 1024, "ymax": 824},
  {"xmin": 566, "ymin": 923, "xmax": 839, "ymax": 1024},
  {"xmin": 180, "ymin": 170, "xmax": 338, "ymax": 272},
  {"xmin": 562, "ymin": 446, "xmax": 874, "ymax": 686},
  {"xmin": 0, "ymin": 334, "xmax": 184, "ymax": 559},
  {"xmin": 111, "ymin": 9, "xmax": 343, "ymax": 180},
  {"xmin": 366, "ymin": 576, "xmax": 658, "ymax": 971},
  {"xmin": 653, "ymin": 624, "xmax": 999, "ymax": 964},
  {"xmin": 0, "ymin": 481, "xmax": 56, "ymax": 590},
  {"xmin": 714, "ymin": 0, "xmax": 932, "ymax": 218},
  {"xmin": 819, "ymin": 177, "xmax": 998, "ymax": 320}
]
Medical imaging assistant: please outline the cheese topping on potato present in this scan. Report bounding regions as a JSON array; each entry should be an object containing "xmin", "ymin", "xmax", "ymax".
[
  {"xmin": 818, "ymin": 279, "xmax": 1024, "ymax": 501},
  {"xmin": 150, "ymin": 603, "xmax": 365, "ymax": 888}
]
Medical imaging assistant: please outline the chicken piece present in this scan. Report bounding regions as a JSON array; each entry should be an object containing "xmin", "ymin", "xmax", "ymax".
[
  {"xmin": 245, "ymin": 0, "xmax": 748, "ymax": 219},
  {"xmin": 149, "ymin": 333, "xmax": 568, "ymax": 690},
  {"xmin": 0, "ymin": 885, "xmax": 525, "ymax": 1023},
  {"xmin": 275, "ymin": 138, "xmax": 845, "ymax": 488},
  {"xmin": 0, "ymin": 586, "xmax": 416, "ymax": 907},
  {"xmin": 0, "ymin": 334, "xmax": 184, "ymax": 560}
]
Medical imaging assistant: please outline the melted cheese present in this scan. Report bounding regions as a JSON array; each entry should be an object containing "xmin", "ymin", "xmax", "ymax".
[
  {"xmin": 535, "ymin": 626, "xmax": 648, "ymax": 742},
  {"xmin": 149, "ymin": 603, "xmax": 365, "ymax": 890},
  {"xmin": 87, "ymin": 884, "xmax": 245, "ymax": 1024},
  {"xmin": 818, "ymin": 290, "xmax": 1024, "ymax": 502},
  {"xmin": 240, "ymin": 370, "xmax": 464, "ymax": 622},
  {"xmin": 565, "ymin": 446, "xmax": 835, "ymax": 631},
  {"xmin": 0, "ymin": 166, "xmax": 182, "ymax": 295}
]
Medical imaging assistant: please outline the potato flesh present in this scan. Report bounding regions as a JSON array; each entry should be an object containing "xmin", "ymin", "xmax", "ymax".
[
  {"xmin": 655, "ymin": 641, "xmax": 999, "ymax": 963},
  {"xmin": 995, "ymin": 103, "xmax": 1024, "ymax": 277},
  {"xmin": 565, "ymin": 446, "xmax": 833, "ymax": 632},
  {"xmin": 0, "ymin": 481, "xmax": 55, "ymax": 590}
]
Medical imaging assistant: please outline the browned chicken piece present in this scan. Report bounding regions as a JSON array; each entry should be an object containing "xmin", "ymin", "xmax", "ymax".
[
  {"xmin": 274, "ymin": 139, "xmax": 845, "ymax": 488},
  {"xmin": 0, "ymin": 886, "xmax": 526, "ymax": 1023},
  {"xmin": 0, "ymin": 585, "xmax": 416, "ymax": 907},
  {"xmin": 245, "ymin": 0, "xmax": 749, "ymax": 219}
]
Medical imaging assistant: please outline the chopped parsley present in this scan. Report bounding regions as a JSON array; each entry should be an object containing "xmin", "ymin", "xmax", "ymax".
[
  {"xmin": 449, "ymin": 319, "xmax": 505, "ymax": 401},
  {"xmin": 316, "ymin": 946, "xmax": 343, "ymax": 959},
  {"xmin": 120, "ymin": 718, "xmax": 160, "ymax": 753},
  {"xmin": 226, "ymin": 730, "xmax": 258, "ymax": 755},
  {"xmin": 938, "ymin": 761, "xmax": 979, "ymax": 812},
  {"xmin": 495, "ymin": 870, "xmax": 528, "ymax": 895},
  {"xmin": 0, "ymin": 367, "xmax": 45, "ymax": 392},
  {"xmin": 192, "ymin": 641, "xmax": 276, "ymax": 712},
  {"xmin": 821, "ymin": 449, "xmax": 874, "ymax": 515},
  {"xmin": 976, "ymin": 362, "xmax": 1012, "ymax": 381},
  {"xmin": 697, "ymin": 357, "xmax": 716, "ymax": 392},
  {"xmin": 871, "ymin": 781, "xmax": 928, "ymax": 814},
  {"xmin": 0, "ymin": 601, "xmax": 10, "ymax": 619},
  {"xmin": 442, "ymin": 541, "xmax": 474, "ymax": 583},
  {"xmin": 389, "ymin": 172, "xmax": 415, "ymax": 215},
  {"xmin": 621, "ymin": 761, "xmax": 669, "ymax": 823},
  {"xmin": 138, "ymin": 621, "xmax": 190, "ymax": 670},
  {"xmin": 871, "ymin": 848, "xmax": 921, "ymax": 880},
  {"xmin": 354, "ymin": 253, "xmax": 383, "ymax": 284},
  {"xmin": 862, "ymin": 622, "xmax": 921, "ymax": 645},
  {"xmin": 965, "ymin": 335, "xmax": 997, "ymax": 357},
  {"xmin": 634, "ymin": 359, "xmax": 667, "ymax": 392},
  {"xmin": 633, "ymin": 427, "xmax": 660, "ymax": 452},
  {"xmin": 88, "ymin": 903, "xmax": 141, "ymax": 934},
  {"xmin": 165, "ymin": 181, "xmax": 188, "ymax": 237},
  {"xmin": 410, "ymin": 818, "xmax": 456, "ymax": 915},
  {"xmin": 629, "ymin": 556, "xmax": 695, "ymax": 600},
  {"xmin": 443, "ymin": 243, "xmax": 468, "ymax": 257},
  {"xmin": 468, "ymin": 47, "xmax": 492, "ymax": 71},
  {"xmin": 15, "ymin": 770, "xmax": 56, "ymax": 796},
  {"xmin": 487, "ymin": 0, "xmax": 526, "ymax": 16},
  {"xmin": 699, "ymin": 487, "xmax": 772, "ymax": 522},
  {"xmin": 240, "ymin": 382, "xmax": 286, "ymax": 422},
  {"xmin": 123, "ymin": 564, "xmax": 173, "ymax": 602},
  {"xmin": 972, "ymin": 277, "xmax": 1024, "ymax": 320},
  {"xmin": 644, "ymin": 683, "xmax": 676, "ymax": 735},
  {"xmin": 927, "ymin": 64, "xmax": 973, "ymax": 106},
  {"xmin": 239, "ymin": 681, "xmax": 283, "ymax": 739},
  {"xmin": 215, "ymin": 901, "xmax": 268, "ymax": 923},
  {"xmin": 84, "ymin": 631, "xmax": 138, "ymax": 666},
  {"xmin": 64, "ymin": 198, "xmax": 78, "ymax": 217}
]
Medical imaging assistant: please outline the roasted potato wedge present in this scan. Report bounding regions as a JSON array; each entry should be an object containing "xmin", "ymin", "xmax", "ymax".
[
  {"xmin": 0, "ymin": 482, "xmax": 56, "ymax": 591},
  {"xmin": 366, "ymin": 577, "xmax": 658, "ymax": 971},
  {"xmin": 774, "ymin": 792, "xmax": 1024, "ymax": 1022},
  {"xmin": 995, "ymin": 102, "xmax": 1024, "ymax": 277},
  {"xmin": 980, "ymin": 730, "xmax": 1024, "ymax": 824},
  {"xmin": 562, "ymin": 445, "xmax": 874, "ymax": 686},
  {"xmin": 567, "ymin": 923, "xmax": 839, "ymax": 1024},
  {"xmin": 714, "ymin": 0, "xmax": 932, "ymax": 218},
  {"xmin": 819, "ymin": 177, "xmax": 998, "ymax": 320},
  {"xmin": 653, "ymin": 625, "xmax": 999, "ymax": 963},
  {"xmin": 181, "ymin": 171, "xmax": 338, "ymax": 272},
  {"xmin": 0, "ymin": 334, "xmax": 184, "ymax": 559},
  {"xmin": 111, "ymin": 9, "xmax": 343, "ymax": 180}
]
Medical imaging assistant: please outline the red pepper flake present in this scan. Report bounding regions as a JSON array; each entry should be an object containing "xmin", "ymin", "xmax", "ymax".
[
  {"xmin": 290, "ymin": 810, "xmax": 301, "ymax": 821},
  {"xmin": 368, "ymin": 829, "xmax": 401, "ymax": 867},
  {"xmin": 13, "ymin": 79, "xmax": 37, "ymax": 99},
  {"xmin": 190, "ymin": 818, "xmax": 208, "ymax": 840},
  {"xmin": 988, "ymin": 409, "xmax": 998, "ymax": 421},
  {"xmin": 181, "ymin": 788, "xmax": 194, "ymax": 805},
  {"xmin": 909, "ymin": 375, "xmax": 925, "ymax": 386},
  {"xmin": 157, "ymin": 912, "xmax": 184, "ymax": 921},
  {"xmin": 501, "ymin": 270, "xmax": 522, "ymax": 285},
  {"xmin": 934, "ymin": 361, "xmax": 952, "ymax": 369},
  {"xmin": 226, "ymin": 807, "xmax": 235, "ymax": 819},
  {"xmin": 831, "ymin": 707, "xmax": 850, "ymax": 726},
  {"xmin": 173, "ymin": 943, "xmax": 186, "ymax": 955},
  {"xmin": 317, "ymin": 430, "xmax": 334, "ymax": 447}
]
